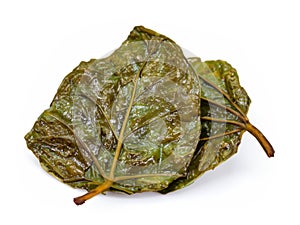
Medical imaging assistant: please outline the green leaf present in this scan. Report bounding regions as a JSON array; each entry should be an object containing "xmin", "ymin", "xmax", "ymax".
[
  {"xmin": 25, "ymin": 26, "xmax": 201, "ymax": 204},
  {"xmin": 160, "ymin": 58, "xmax": 274, "ymax": 193},
  {"xmin": 25, "ymin": 26, "xmax": 274, "ymax": 204}
]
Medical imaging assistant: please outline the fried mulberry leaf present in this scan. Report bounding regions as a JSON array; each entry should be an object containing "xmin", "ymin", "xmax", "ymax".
[
  {"xmin": 25, "ymin": 26, "xmax": 274, "ymax": 204},
  {"xmin": 25, "ymin": 26, "xmax": 201, "ymax": 204},
  {"xmin": 160, "ymin": 58, "xmax": 274, "ymax": 193}
]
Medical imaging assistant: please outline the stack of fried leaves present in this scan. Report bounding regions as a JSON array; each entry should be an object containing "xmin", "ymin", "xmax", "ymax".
[{"xmin": 25, "ymin": 26, "xmax": 274, "ymax": 205}]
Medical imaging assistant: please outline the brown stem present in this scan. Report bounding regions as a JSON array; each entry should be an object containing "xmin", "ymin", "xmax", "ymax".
[
  {"xmin": 201, "ymin": 116, "xmax": 274, "ymax": 157},
  {"xmin": 73, "ymin": 180, "xmax": 113, "ymax": 205},
  {"xmin": 245, "ymin": 123, "xmax": 275, "ymax": 157}
]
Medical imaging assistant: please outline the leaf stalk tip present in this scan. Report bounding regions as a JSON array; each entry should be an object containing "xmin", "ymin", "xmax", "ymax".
[
  {"xmin": 245, "ymin": 122, "xmax": 275, "ymax": 157},
  {"xmin": 73, "ymin": 180, "xmax": 113, "ymax": 205}
]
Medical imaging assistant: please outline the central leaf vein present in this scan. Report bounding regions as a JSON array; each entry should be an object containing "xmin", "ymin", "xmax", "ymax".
[{"xmin": 108, "ymin": 61, "xmax": 148, "ymax": 180}]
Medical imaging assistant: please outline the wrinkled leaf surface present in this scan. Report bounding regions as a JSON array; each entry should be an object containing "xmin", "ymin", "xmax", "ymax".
[
  {"xmin": 160, "ymin": 58, "xmax": 251, "ymax": 193},
  {"xmin": 25, "ymin": 26, "xmax": 274, "ymax": 202},
  {"xmin": 25, "ymin": 26, "xmax": 201, "ymax": 194}
]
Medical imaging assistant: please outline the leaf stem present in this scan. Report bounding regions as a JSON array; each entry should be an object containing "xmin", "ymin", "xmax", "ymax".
[
  {"xmin": 245, "ymin": 123, "xmax": 275, "ymax": 157},
  {"xmin": 73, "ymin": 61, "xmax": 148, "ymax": 205},
  {"xmin": 73, "ymin": 180, "xmax": 113, "ymax": 205},
  {"xmin": 201, "ymin": 116, "xmax": 274, "ymax": 157}
]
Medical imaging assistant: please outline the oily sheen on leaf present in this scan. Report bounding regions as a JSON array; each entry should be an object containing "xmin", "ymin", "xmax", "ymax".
[
  {"xmin": 160, "ymin": 59, "xmax": 251, "ymax": 193},
  {"xmin": 25, "ymin": 26, "xmax": 201, "ymax": 202},
  {"xmin": 25, "ymin": 26, "xmax": 274, "ymax": 205}
]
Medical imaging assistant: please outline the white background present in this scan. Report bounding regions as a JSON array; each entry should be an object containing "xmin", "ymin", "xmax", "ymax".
[{"xmin": 1, "ymin": 0, "xmax": 299, "ymax": 224}]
